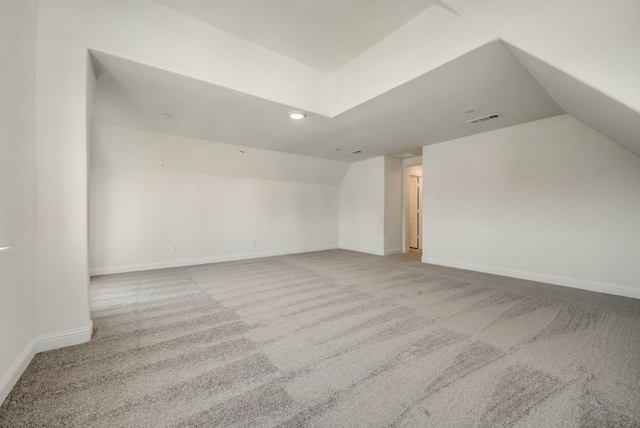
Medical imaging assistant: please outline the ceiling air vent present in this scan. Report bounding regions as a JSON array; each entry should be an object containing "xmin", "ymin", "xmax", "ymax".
[
  {"xmin": 467, "ymin": 113, "xmax": 501, "ymax": 124},
  {"xmin": 347, "ymin": 150, "xmax": 363, "ymax": 155}
]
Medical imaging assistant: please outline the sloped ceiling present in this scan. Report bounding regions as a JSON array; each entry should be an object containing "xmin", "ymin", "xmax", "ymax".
[
  {"xmin": 92, "ymin": 41, "xmax": 563, "ymax": 162},
  {"xmin": 148, "ymin": 0, "xmax": 450, "ymax": 72},
  {"xmin": 508, "ymin": 44, "xmax": 640, "ymax": 158},
  {"xmin": 92, "ymin": 1, "xmax": 640, "ymax": 161}
]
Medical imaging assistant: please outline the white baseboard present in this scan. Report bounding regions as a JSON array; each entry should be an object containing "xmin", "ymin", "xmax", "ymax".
[
  {"xmin": 339, "ymin": 246, "xmax": 403, "ymax": 256},
  {"xmin": 35, "ymin": 320, "xmax": 94, "ymax": 353},
  {"xmin": 423, "ymin": 257, "xmax": 640, "ymax": 300},
  {"xmin": 0, "ymin": 339, "xmax": 35, "ymax": 404},
  {"xmin": 384, "ymin": 248, "xmax": 403, "ymax": 255},
  {"xmin": 90, "ymin": 246, "xmax": 338, "ymax": 276},
  {"xmin": 338, "ymin": 244, "xmax": 385, "ymax": 256},
  {"xmin": 1, "ymin": 322, "xmax": 94, "ymax": 403}
]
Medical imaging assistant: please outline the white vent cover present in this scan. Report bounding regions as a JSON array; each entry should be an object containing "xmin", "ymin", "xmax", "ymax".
[{"xmin": 467, "ymin": 113, "xmax": 501, "ymax": 124}]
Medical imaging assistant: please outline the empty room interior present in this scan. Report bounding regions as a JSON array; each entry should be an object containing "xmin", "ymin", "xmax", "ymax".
[{"xmin": 2, "ymin": 0, "xmax": 640, "ymax": 426}]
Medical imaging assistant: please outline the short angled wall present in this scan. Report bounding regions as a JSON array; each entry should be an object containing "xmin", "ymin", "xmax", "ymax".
[
  {"xmin": 90, "ymin": 124, "xmax": 345, "ymax": 275},
  {"xmin": 422, "ymin": 115, "xmax": 640, "ymax": 299},
  {"xmin": 339, "ymin": 157, "xmax": 386, "ymax": 254}
]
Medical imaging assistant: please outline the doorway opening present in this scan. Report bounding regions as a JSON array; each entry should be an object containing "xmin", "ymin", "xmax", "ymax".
[{"xmin": 404, "ymin": 163, "xmax": 423, "ymax": 254}]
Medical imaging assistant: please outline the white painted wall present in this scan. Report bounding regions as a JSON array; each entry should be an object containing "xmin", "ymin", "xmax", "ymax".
[
  {"xmin": 422, "ymin": 114, "xmax": 640, "ymax": 298},
  {"xmin": 339, "ymin": 156, "xmax": 403, "ymax": 256},
  {"xmin": 0, "ymin": 0, "xmax": 37, "ymax": 403},
  {"xmin": 34, "ymin": 17, "xmax": 92, "ymax": 344},
  {"xmin": 339, "ymin": 157, "xmax": 386, "ymax": 255},
  {"xmin": 34, "ymin": 0, "xmax": 333, "ymax": 344},
  {"xmin": 384, "ymin": 157, "xmax": 403, "ymax": 254},
  {"xmin": 30, "ymin": 0, "xmax": 640, "ymax": 354},
  {"xmin": 90, "ymin": 124, "xmax": 347, "ymax": 275}
]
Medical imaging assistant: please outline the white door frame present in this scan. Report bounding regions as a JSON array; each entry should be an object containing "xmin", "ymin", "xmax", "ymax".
[
  {"xmin": 408, "ymin": 175, "xmax": 421, "ymax": 249},
  {"xmin": 402, "ymin": 158, "xmax": 423, "ymax": 253}
]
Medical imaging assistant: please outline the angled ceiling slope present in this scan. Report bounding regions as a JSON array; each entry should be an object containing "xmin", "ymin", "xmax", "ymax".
[
  {"xmin": 508, "ymin": 43, "xmax": 640, "ymax": 159},
  {"xmin": 91, "ymin": 40, "xmax": 564, "ymax": 162},
  {"xmin": 148, "ymin": 0, "xmax": 443, "ymax": 72}
]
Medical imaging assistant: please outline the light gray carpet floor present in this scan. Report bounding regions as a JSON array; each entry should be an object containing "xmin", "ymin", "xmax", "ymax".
[{"xmin": 1, "ymin": 250, "xmax": 640, "ymax": 427}]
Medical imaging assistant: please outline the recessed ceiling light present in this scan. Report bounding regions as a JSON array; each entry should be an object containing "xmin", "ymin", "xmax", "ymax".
[{"xmin": 288, "ymin": 111, "xmax": 307, "ymax": 120}]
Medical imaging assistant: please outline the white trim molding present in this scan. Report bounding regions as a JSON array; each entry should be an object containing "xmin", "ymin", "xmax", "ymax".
[
  {"xmin": 339, "ymin": 245, "xmax": 385, "ymax": 256},
  {"xmin": 423, "ymin": 257, "xmax": 640, "ymax": 300},
  {"xmin": 384, "ymin": 248, "xmax": 404, "ymax": 256},
  {"xmin": 339, "ymin": 246, "xmax": 403, "ymax": 256},
  {"xmin": 90, "ymin": 246, "xmax": 338, "ymax": 276},
  {"xmin": 2, "ymin": 323, "xmax": 94, "ymax": 403},
  {"xmin": 0, "ymin": 340, "xmax": 35, "ymax": 404},
  {"xmin": 35, "ymin": 321, "xmax": 94, "ymax": 353}
]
